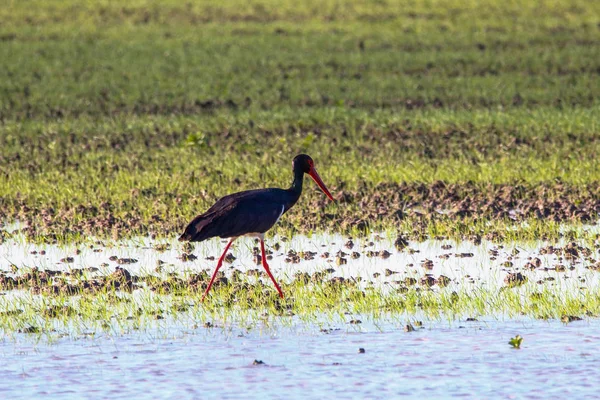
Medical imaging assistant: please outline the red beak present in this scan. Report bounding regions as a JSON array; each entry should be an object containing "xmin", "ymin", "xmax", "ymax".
[{"xmin": 308, "ymin": 167, "xmax": 334, "ymax": 201}]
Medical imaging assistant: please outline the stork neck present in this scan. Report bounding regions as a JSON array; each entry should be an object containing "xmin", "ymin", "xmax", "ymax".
[{"xmin": 289, "ymin": 168, "xmax": 304, "ymax": 196}]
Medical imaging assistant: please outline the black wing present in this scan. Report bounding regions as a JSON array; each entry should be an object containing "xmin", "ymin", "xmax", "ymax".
[{"xmin": 179, "ymin": 189, "xmax": 287, "ymax": 242}]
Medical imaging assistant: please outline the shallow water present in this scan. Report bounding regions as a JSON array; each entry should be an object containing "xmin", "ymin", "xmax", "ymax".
[
  {"xmin": 1, "ymin": 231, "xmax": 599, "ymax": 398},
  {"xmin": 1, "ymin": 232, "xmax": 598, "ymax": 293},
  {"xmin": 1, "ymin": 317, "xmax": 598, "ymax": 399}
]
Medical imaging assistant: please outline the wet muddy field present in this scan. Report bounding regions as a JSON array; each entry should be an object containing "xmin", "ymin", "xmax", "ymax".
[
  {"xmin": 2, "ymin": 230, "xmax": 600, "ymax": 303},
  {"xmin": 4, "ymin": 180, "xmax": 600, "ymax": 243},
  {"xmin": 1, "ymin": 230, "xmax": 600, "ymax": 397},
  {"xmin": 2, "ymin": 0, "xmax": 600, "ymax": 396}
]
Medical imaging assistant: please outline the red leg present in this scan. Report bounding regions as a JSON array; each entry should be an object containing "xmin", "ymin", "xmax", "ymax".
[
  {"xmin": 202, "ymin": 238, "xmax": 235, "ymax": 301},
  {"xmin": 260, "ymin": 239, "xmax": 284, "ymax": 298}
]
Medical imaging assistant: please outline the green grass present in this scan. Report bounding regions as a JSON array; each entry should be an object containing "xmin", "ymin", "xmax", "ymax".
[
  {"xmin": 1, "ymin": 275, "xmax": 597, "ymax": 337},
  {"xmin": 1, "ymin": 0, "xmax": 600, "ymax": 242},
  {"xmin": 2, "ymin": 1, "xmax": 600, "ymax": 119}
]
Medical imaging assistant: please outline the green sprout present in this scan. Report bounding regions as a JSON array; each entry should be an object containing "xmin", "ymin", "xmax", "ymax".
[{"xmin": 509, "ymin": 335, "xmax": 523, "ymax": 349}]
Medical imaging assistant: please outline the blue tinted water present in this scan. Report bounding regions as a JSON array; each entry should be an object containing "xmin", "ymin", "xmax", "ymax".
[
  {"xmin": 1, "ymin": 317, "xmax": 597, "ymax": 399},
  {"xmin": 1, "ymin": 230, "xmax": 599, "ymax": 399}
]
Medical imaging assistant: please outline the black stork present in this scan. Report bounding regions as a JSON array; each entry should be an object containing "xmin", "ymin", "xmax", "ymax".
[{"xmin": 179, "ymin": 154, "xmax": 334, "ymax": 300}]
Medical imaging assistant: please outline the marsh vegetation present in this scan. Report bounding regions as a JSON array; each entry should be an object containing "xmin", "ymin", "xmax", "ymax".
[{"xmin": 0, "ymin": 1, "xmax": 599, "ymax": 395}]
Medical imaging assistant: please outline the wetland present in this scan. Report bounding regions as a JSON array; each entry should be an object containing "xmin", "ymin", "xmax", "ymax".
[{"xmin": 1, "ymin": 0, "xmax": 600, "ymax": 397}]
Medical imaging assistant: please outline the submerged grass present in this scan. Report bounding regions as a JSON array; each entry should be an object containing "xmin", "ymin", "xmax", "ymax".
[{"xmin": 1, "ymin": 278, "xmax": 598, "ymax": 338}]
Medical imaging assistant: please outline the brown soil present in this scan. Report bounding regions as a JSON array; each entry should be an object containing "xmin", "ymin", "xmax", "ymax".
[{"xmin": 2, "ymin": 181, "xmax": 599, "ymax": 243}]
